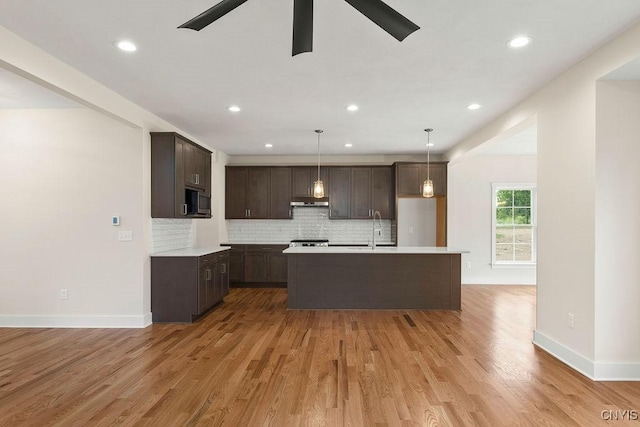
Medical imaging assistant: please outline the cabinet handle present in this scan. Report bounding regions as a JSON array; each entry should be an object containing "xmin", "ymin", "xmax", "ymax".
[
  {"xmin": 195, "ymin": 174, "xmax": 199, "ymax": 185},
  {"xmin": 245, "ymin": 209, "xmax": 248, "ymax": 217},
  {"xmin": 206, "ymin": 269, "xmax": 211, "ymax": 280},
  {"xmin": 289, "ymin": 209, "xmax": 292, "ymax": 218},
  {"xmin": 221, "ymin": 264, "xmax": 226, "ymax": 274},
  {"xmin": 248, "ymin": 209, "xmax": 251, "ymax": 217},
  {"xmin": 182, "ymin": 204, "xmax": 187, "ymax": 215}
]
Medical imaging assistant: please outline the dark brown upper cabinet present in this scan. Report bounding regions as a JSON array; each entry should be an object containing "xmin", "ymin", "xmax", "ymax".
[
  {"xmin": 183, "ymin": 142, "xmax": 211, "ymax": 195},
  {"xmin": 372, "ymin": 167, "xmax": 394, "ymax": 219},
  {"xmin": 328, "ymin": 167, "xmax": 351, "ymax": 219},
  {"xmin": 351, "ymin": 167, "xmax": 372, "ymax": 219},
  {"xmin": 292, "ymin": 167, "xmax": 329, "ymax": 198},
  {"xmin": 270, "ymin": 167, "xmax": 292, "ymax": 219},
  {"xmin": 151, "ymin": 132, "xmax": 211, "ymax": 218},
  {"xmin": 225, "ymin": 167, "xmax": 291, "ymax": 219},
  {"xmin": 350, "ymin": 167, "xmax": 394, "ymax": 219},
  {"xmin": 396, "ymin": 162, "xmax": 448, "ymax": 198}
]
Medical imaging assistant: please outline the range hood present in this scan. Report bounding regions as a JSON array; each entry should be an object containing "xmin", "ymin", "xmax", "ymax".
[{"xmin": 290, "ymin": 197, "xmax": 329, "ymax": 207}]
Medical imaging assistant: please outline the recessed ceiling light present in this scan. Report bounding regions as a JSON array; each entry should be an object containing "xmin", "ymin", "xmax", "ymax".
[
  {"xmin": 115, "ymin": 40, "xmax": 137, "ymax": 52},
  {"xmin": 345, "ymin": 143, "xmax": 353, "ymax": 148},
  {"xmin": 426, "ymin": 143, "xmax": 434, "ymax": 147},
  {"xmin": 228, "ymin": 105, "xmax": 241, "ymax": 112},
  {"xmin": 467, "ymin": 103, "xmax": 482, "ymax": 110},
  {"xmin": 265, "ymin": 143, "xmax": 273, "ymax": 148},
  {"xmin": 346, "ymin": 105, "xmax": 359, "ymax": 112},
  {"xmin": 508, "ymin": 36, "xmax": 533, "ymax": 48}
]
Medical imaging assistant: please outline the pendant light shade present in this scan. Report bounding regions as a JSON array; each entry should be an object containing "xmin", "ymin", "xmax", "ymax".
[
  {"xmin": 422, "ymin": 128, "xmax": 434, "ymax": 198},
  {"xmin": 314, "ymin": 129, "xmax": 325, "ymax": 198},
  {"xmin": 422, "ymin": 179, "xmax": 434, "ymax": 198}
]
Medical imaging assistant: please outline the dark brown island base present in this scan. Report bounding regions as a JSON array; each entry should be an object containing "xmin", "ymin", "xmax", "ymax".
[{"xmin": 284, "ymin": 247, "xmax": 468, "ymax": 310}]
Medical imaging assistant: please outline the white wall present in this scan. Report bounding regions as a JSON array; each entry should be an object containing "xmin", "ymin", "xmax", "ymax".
[
  {"xmin": 448, "ymin": 154, "xmax": 537, "ymax": 285},
  {"xmin": 594, "ymin": 80, "xmax": 640, "ymax": 375},
  {"xmin": 0, "ymin": 108, "xmax": 147, "ymax": 326},
  {"xmin": 445, "ymin": 21, "xmax": 640, "ymax": 379},
  {"xmin": 0, "ymin": 26, "xmax": 229, "ymax": 327}
]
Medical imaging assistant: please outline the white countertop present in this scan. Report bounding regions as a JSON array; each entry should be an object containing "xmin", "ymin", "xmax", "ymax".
[
  {"xmin": 284, "ymin": 246, "xmax": 469, "ymax": 254},
  {"xmin": 150, "ymin": 246, "xmax": 230, "ymax": 257},
  {"xmin": 222, "ymin": 242, "xmax": 290, "ymax": 246}
]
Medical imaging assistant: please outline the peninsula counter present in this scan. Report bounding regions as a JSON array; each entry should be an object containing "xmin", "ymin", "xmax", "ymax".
[{"xmin": 284, "ymin": 246, "xmax": 468, "ymax": 310}]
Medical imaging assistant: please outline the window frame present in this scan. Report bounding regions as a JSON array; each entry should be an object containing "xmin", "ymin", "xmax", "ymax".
[{"xmin": 491, "ymin": 183, "xmax": 537, "ymax": 268}]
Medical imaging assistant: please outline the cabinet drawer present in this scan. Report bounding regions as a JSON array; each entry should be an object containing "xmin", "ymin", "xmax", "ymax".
[
  {"xmin": 217, "ymin": 251, "xmax": 230, "ymax": 262},
  {"xmin": 199, "ymin": 254, "xmax": 218, "ymax": 267}
]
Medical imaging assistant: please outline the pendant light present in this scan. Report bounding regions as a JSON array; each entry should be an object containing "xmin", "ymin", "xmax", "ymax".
[
  {"xmin": 313, "ymin": 129, "xmax": 325, "ymax": 198},
  {"xmin": 422, "ymin": 128, "xmax": 434, "ymax": 198}
]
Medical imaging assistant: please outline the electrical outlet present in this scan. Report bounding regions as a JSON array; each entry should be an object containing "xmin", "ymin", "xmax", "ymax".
[
  {"xmin": 466, "ymin": 261, "xmax": 472, "ymax": 269},
  {"xmin": 60, "ymin": 289, "xmax": 68, "ymax": 300},
  {"xmin": 408, "ymin": 227, "xmax": 414, "ymax": 234},
  {"xmin": 568, "ymin": 313, "xmax": 574, "ymax": 329}
]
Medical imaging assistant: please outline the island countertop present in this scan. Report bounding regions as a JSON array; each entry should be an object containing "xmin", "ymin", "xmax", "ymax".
[{"xmin": 284, "ymin": 246, "xmax": 469, "ymax": 254}]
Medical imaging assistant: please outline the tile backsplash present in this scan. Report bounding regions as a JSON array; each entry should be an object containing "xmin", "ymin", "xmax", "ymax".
[
  {"xmin": 227, "ymin": 207, "xmax": 395, "ymax": 244},
  {"xmin": 151, "ymin": 219, "xmax": 194, "ymax": 253}
]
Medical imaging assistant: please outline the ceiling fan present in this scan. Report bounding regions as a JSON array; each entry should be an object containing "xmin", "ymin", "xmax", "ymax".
[{"xmin": 178, "ymin": 0, "xmax": 420, "ymax": 56}]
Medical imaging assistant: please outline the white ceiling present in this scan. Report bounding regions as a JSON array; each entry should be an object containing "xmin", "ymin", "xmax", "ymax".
[
  {"xmin": 1, "ymin": 1, "xmax": 639, "ymax": 155},
  {"xmin": 603, "ymin": 56, "xmax": 640, "ymax": 80}
]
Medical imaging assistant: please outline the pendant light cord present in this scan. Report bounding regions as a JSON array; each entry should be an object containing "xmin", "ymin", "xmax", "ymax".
[
  {"xmin": 425, "ymin": 128, "xmax": 432, "ymax": 180},
  {"xmin": 316, "ymin": 130, "xmax": 323, "ymax": 181}
]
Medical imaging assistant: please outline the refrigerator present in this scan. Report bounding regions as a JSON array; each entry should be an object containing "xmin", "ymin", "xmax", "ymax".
[{"xmin": 397, "ymin": 198, "xmax": 437, "ymax": 246}]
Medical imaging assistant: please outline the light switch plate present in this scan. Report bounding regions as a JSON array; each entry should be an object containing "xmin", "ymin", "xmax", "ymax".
[{"xmin": 118, "ymin": 231, "xmax": 133, "ymax": 241}]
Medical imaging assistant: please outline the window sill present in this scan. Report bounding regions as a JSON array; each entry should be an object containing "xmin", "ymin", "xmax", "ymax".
[{"xmin": 491, "ymin": 262, "xmax": 536, "ymax": 269}]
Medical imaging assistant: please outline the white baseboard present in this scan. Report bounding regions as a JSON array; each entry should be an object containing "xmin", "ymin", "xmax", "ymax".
[
  {"xmin": 533, "ymin": 330, "xmax": 640, "ymax": 381},
  {"xmin": 0, "ymin": 313, "xmax": 152, "ymax": 329}
]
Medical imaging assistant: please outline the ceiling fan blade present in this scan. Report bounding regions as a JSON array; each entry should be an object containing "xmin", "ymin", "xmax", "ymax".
[
  {"xmin": 178, "ymin": 0, "xmax": 248, "ymax": 31},
  {"xmin": 343, "ymin": 0, "xmax": 419, "ymax": 41},
  {"xmin": 292, "ymin": 0, "xmax": 313, "ymax": 56}
]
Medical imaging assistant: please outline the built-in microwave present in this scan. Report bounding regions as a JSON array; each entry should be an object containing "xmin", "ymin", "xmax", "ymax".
[{"xmin": 186, "ymin": 189, "xmax": 211, "ymax": 216}]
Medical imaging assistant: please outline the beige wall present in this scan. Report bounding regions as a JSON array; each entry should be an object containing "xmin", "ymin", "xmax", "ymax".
[
  {"xmin": 445, "ymin": 21, "xmax": 640, "ymax": 378},
  {"xmin": 0, "ymin": 25, "xmax": 226, "ymax": 327},
  {"xmin": 0, "ymin": 108, "xmax": 147, "ymax": 326},
  {"xmin": 595, "ymin": 80, "xmax": 640, "ymax": 372},
  {"xmin": 448, "ymin": 154, "xmax": 537, "ymax": 285}
]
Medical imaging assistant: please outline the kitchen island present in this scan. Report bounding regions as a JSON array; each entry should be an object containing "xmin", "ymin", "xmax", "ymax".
[{"xmin": 284, "ymin": 246, "xmax": 468, "ymax": 310}]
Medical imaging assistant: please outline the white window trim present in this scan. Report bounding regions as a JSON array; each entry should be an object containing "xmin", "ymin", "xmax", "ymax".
[{"xmin": 491, "ymin": 183, "xmax": 537, "ymax": 268}]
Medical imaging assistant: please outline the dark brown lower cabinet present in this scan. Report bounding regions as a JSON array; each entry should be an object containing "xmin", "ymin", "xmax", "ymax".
[
  {"xmin": 227, "ymin": 244, "xmax": 288, "ymax": 284},
  {"xmin": 151, "ymin": 249, "xmax": 229, "ymax": 323}
]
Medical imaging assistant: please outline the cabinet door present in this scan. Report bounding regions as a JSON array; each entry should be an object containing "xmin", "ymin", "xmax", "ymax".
[
  {"xmin": 351, "ymin": 168, "xmax": 372, "ymax": 219},
  {"xmin": 174, "ymin": 139, "xmax": 188, "ymax": 217},
  {"xmin": 329, "ymin": 167, "xmax": 351, "ymax": 219},
  {"xmin": 247, "ymin": 168, "xmax": 270, "ymax": 219},
  {"xmin": 198, "ymin": 266, "xmax": 209, "ymax": 314},
  {"xmin": 221, "ymin": 260, "xmax": 230, "ymax": 296},
  {"xmin": 212, "ymin": 263, "xmax": 222, "ymax": 305},
  {"xmin": 372, "ymin": 167, "xmax": 394, "ymax": 219},
  {"xmin": 267, "ymin": 253, "xmax": 288, "ymax": 282},
  {"xmin": 292, "ymin": 167, "xmax": 312, "ymax": 197},
  {"xmin": 229, "ymin": 251, "xmax": 244, "ymax": 282},
  {"xmin": 200, "ymin": 149, "xmax": 212, "ymax": 197},
  {"xmin": 270, "ymin": 168, "xmax": 292, "ymax": 219},
  {"xmin": 244, "ymin": 253, "xmax": 267, "ymax": 282},
  {"xmin": 225, "ymin": 167, "xmax": 248, "ymax": 219},
  {"xmin": 397, "ymin": 164, "xmax": 421, "ymax": 196}
]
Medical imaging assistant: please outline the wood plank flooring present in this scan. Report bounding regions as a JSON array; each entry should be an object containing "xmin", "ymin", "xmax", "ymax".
[{"xmin": 1, "ymin": 286, "xmax": 639, "ymax": 426}]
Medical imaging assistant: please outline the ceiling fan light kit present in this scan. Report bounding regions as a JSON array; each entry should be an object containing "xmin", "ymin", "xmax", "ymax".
[{"xmin": 179, "ymin": 0, "xmax": 420, "ymax": 56}]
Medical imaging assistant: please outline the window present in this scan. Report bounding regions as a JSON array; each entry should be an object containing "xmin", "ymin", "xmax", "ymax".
[{"xmin": 491, "ymin": 184, "xmax": 536, "ymax": 266}]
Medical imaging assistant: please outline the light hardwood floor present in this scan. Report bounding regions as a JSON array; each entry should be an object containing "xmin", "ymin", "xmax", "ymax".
[{"xmin": 1, "ymin": 286, "xmax": 639, "ymax": 426}]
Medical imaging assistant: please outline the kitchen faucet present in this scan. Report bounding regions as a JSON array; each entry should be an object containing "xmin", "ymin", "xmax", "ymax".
[{"xmin": 371, "ymin": 210, "xmax": 382, "ymax": 249}]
